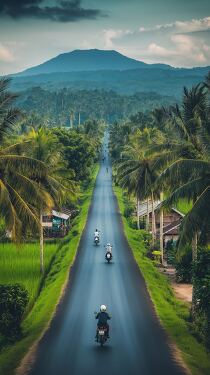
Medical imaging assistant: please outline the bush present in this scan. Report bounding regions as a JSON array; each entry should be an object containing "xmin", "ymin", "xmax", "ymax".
[
  {"xmin": 175, "ymin": 245, "xmax": 192, "ymax": 283},
  {"xmin": 123, "ymin": 205, "xmax": 133, "ymax": 218},
  {"xmin": 152, "ymin": 250, "xmax": 161, "ymax": 264},
  {"xmin": 165, "ymin": 239, "xmax": 176, "ymax": 265},
  {"xmin": 193, "ymin": 249, "xmax": 210, "ymax": 349},
  {"xmin": 0, "ymin": 284, "xmax": 29, "ymax": 338},
  {"xmin": 127, "ymin": 216, "xmax": 138, "ymax": 229}
]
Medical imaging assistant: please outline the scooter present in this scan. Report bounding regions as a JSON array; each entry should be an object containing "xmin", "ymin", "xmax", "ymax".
[
  {"xmin": 94, "ymin": 236, "xmax": 100, "ymax": 246},
  {"xmin": 105, "ymin": 251, "xmax": 112, "ymax": 263}
]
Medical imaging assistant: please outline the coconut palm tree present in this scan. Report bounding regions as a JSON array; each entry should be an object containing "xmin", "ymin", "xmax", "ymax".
[
  {"xmin": 117, "ymin": 140, "xmax": 160, "ymax": 243},
  {"xmin": 23, "ymin": 127, "xmax": 75, "ymax": 273},
  {"xmin": 0, "ymin": 78, "xmax": 50, "ymax": 242}
]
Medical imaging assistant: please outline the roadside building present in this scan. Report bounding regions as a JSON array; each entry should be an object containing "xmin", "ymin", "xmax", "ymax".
[
  {"xmin": 138, "ymin": 200, "xmax": 184, "ymax": 246},
  {"xmin": 42, "ymin": 208, "xmax": 72, "ymax": 238}
]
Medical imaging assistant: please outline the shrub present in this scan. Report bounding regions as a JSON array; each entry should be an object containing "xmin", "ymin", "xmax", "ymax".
[
  {"xmin": 123, "ymin": 205, "xmax": 133, "ymax": 218},
  {"xmin": 165, "ymin": 239, "xmax": 176, "ymax": 265},
  {"xmin": 0, "ymin": 284, "xmax": 29, "ymax": 338},
  {"xmin": 152, "ymin": 250, "xmax": 161, "ymax": 264},
  {"xmin": 193, "ymin": 249, "xmax": 210, "ymax": 349},
  {"xmin": 175, "ymin": 245, "xmax": 192, "ymax": 283}
]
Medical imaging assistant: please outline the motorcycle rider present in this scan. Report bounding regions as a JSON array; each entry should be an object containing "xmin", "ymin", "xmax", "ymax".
[
  {"xmin": 94, "ymin": 229, "xmax": 100, "ymax": 240},
  {"xmin": 95, "ymin": 305, "xmax": 111, "ymax": 340},
  {"xmin": 106, "ymin": 243, "xmax": 112, "ymax": 253}
]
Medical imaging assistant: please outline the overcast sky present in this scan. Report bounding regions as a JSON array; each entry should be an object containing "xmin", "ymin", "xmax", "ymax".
[{"xmin": 0, "ymin": 0, "xmax": 210, "ymax": 74}]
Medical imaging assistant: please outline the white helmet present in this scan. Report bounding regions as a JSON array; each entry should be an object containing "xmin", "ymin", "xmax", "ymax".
[
  {"xmin": 100, "ymin": 304, "xmax": 107, "ymax": 312},
  {"xmin": 107, "ymin": 243, "xmax": 111, "ymax": 247}
]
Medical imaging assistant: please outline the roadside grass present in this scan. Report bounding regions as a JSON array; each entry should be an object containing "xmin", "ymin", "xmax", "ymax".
[
  {"xmin": 114, "ymin": 185, "xmax": 210, "ymax": 375},
  {"xmin": 0, "ymin": 165, "xmax": 99, "ymax": 375},
  {"xmin": 0, "ymin": 243, "xmax": 58, "ymax": 310}
]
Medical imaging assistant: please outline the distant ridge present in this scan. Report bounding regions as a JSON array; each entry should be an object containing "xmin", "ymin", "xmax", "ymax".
[
  {"xmin": 17, "ymin": 49, "xmax": 172, "ymax": 76},
  {"xmin": 9, "ymin": 49, "xmax": 209, "ymax": 98}
]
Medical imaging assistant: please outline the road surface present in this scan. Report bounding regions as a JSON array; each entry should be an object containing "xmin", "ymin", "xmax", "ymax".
[{"xmin": 28, "ymin": 141, "xmax": 186, "ymax": 375}]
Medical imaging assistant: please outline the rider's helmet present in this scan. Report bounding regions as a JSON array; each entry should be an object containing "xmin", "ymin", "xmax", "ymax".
[
  {"xmin": 107, "ymin": 243, "xmax": 111, "ymax": 247},
  {"xmin": 100, "ymin": 305, "xmax": 107, "ymax": 312}
]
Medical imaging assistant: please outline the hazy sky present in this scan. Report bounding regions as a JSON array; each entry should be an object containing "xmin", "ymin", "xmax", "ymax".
[{"xmin": 0, "ymin": 0, "xmax": 210, "ymax": 74}]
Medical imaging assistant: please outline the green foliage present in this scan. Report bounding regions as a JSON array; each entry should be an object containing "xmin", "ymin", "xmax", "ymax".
[
  {"xmin": 53, "ymin": 128, "xmax": 100, "ymax": 181},
  {"xmin": 165, "ymin": 239, "xmax": 176, "ymax": 265},
  {"xmin": 152, "ymin": 250, "xmax": 161, "ymax": 263},
  {"xmin": 0, "ymin": 165, "xmax": 99, "ymax": 375},
  {"xmin": 0, "ymin": 285, "xmax": 29, "ymax": 338},
  {"xmin": 193, "ymin": 249, "xmax": 210, "ymax": 349},
  {"xmin": 175, "ymin": 246, "xmax": 193, "ymax": 283},
  {"xmin": 114, "ymin": 185, "xmax": 210, "ymax": 375},
  {"xmin": 16, "ymin": 88, "xmax": 175, "ymax": 126},
  {"xmin": 176, "ymin": 199, "xmax": 193, "ymax": 215}
]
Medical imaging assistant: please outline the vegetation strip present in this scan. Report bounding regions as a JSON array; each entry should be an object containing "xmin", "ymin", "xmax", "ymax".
[
  {"xmin": 114, "ymin": 185, "xmax": 210, "ymax": 375},
  {"xmin": 0, "ymin": 165, "xmax": 99, "ymax": 375}
]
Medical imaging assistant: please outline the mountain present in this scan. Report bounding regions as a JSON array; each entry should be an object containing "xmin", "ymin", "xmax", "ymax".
[
  {"xmin": 8, "ymin": 49, "xmax": 209, "ymax": 98},
  {"xmin": 17, "ymin": 49, "xmax": 172, "ymax": 76},
  {"xmin": 11, "ymin": 66, "xmax": 209, "ymax": 98}
]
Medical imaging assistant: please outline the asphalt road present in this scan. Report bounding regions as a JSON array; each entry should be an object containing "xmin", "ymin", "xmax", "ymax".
[{"xmin": 28, "ymin": 140, "xmax": 186, "ymax": 375}]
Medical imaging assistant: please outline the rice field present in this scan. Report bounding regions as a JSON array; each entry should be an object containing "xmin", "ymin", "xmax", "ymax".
[{"xmin": 0, "ymin": 242, "xmax": 58, "ymax": 308}]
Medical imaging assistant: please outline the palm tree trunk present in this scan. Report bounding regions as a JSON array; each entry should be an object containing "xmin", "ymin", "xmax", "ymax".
[
  {"xmin": 146, "ymin": 197, "xmax": 149, "ymax": 231},
  {"xmin": 137, "ymin": 198, "xmax": 140, "ymax": 229},
  {"xmin": 159, "ymin": 191, "xmax": 164, "ymax": 265},
  {"xmin": 151, "ymin": 190, "xmax": 156, "ymax": 246},
  {"xmin": 78, "ymin": 112, "xmax": 81, "ymax": 126},
  {"xmin": 40, "ymin": 211, "xmax": 44, "ymax": 274},
  {"xmin": 191, "ymin": 232, "xmax": 198, "ymax": 317},
  {"xmin": 192, "ymin": 232, "xmax": 198, "ymax": 261}
]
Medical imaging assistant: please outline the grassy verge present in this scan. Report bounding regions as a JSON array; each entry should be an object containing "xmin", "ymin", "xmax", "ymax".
[
  {"xmin": 0, "ymin": 165, "xmax": 99, "ymax": 375},
  {"xmin": 114, "ymin": 185, "xmax": 210, "ymax": 375}
]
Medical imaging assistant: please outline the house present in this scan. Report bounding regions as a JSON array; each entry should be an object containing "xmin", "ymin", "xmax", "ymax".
[
  {"xmin": 42, "ymin": 208, "xmax": 72, "ymax": 238},
  {"xmin": 138, "ymin": 200, "xmax": 184, "ymax": 246}
]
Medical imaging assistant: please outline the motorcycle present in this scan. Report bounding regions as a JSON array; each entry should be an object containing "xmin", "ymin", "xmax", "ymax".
[
  {"xmin": 94, "ymin": 236, "xmax": 100, "ymax": 246},
  {"xmin": 105, "ymin": 251, "xmax": 112, "ymax": 263},
  {"xmin": 96, "ymin": 326, "xmax": 108, "ymax": 346}
]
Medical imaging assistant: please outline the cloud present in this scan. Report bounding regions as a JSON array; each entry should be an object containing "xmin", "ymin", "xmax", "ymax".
[
  {"xmin": 104, "ymin": 29, "xmax": 131, "ymax": 49},
  {"xmin": 0, "ymin": 0, "xmax": 105, "ymax": 22},
  {"xmin": 139, "ymin": 16, "xmax": 210, "ymax": 34},
  {"xmin": 146, "ymin": 34, "xmax": 210, "ymax": 65},
  {"xmin": 0, "ymin": 43, "xmax": 14, "ymax": 62},
  {"xmin": 102, "ymin": 16, "xmax": 210, "ymax": 67}
]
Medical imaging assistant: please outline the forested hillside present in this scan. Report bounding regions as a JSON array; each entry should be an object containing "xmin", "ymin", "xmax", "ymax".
[{"xmin": 16, "ymin": 87, "xmax": 175, "ymax": 126}]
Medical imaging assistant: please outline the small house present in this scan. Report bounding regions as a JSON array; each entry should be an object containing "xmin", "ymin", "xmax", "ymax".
[
  {"xmin": 42, "ymin": 208, "xmax": 71, "ymax": 238},
  {"xmin": 138, "ymin": 200, "xmax": 184, "ymax": 246}
]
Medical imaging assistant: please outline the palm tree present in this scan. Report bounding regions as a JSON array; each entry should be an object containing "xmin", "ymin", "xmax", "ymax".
[
  {"xmin": 158, "ymin": 158, "xmax": 210, "ymax": 257},
  {"xmin": 23, "ymin": 127, "xmax": 75, "ymax": 273},
  {"xmin": 0, "ymin": 78, "xmax": 49, "ymax": 242},
  {"xmin": 155, "ymin": 81, "xmax": 210, "ymax": 312},
  {"xmin": 117, "ymin": 141, "xmax": 159, "ymax": 243}
]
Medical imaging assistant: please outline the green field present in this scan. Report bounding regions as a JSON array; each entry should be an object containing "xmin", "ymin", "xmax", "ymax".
[
  {"xmin": 114, "ymin": 185, "xmax": 210, "ymax": 375},
  {"xmin": 0, "ymin": 243, "xmax": 57, "ymax": 309}
]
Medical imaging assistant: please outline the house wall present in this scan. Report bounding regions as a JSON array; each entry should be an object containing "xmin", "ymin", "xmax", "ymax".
[{"xmin": 149, "ymin": 211, "xmax": 181, "ymax": 228}]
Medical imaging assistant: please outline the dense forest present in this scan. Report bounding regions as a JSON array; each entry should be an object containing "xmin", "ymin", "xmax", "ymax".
[{"xmin": 16, "ymin": 87, "xmax": 176, "ymax": 127}]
